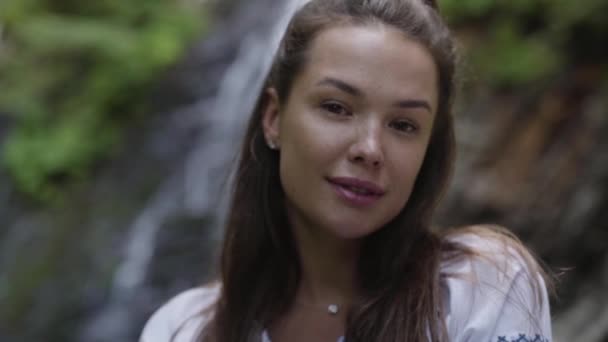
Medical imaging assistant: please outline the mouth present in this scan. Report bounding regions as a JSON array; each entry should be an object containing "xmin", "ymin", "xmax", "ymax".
[{"xmin": 327, "ymin": 177, "xmax": 385, "ymax": 206}]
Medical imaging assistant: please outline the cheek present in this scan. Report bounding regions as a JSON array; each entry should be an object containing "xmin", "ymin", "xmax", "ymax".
[
  {"xmin": 279, "ymin": 111, "xmax": 343, "ymax": 171},
  {"xmin": 277, "ymin": 127, "xmax": 324, "ymax": 200}
]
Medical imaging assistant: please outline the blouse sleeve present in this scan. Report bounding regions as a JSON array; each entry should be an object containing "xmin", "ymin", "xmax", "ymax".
[
  {"xmin": 139, "ymin": 285, "xmax": 219, "ymax": 342},
  {"xmin": 443, "ymin": 235, "xmax": 552, "ymax": 342}
]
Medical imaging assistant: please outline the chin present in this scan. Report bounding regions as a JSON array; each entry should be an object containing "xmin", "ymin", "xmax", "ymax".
[{"xmin": 328, "ymin": 222, "xmax": 381, "ymax": 240}]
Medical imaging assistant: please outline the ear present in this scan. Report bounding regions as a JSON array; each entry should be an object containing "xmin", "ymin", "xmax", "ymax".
[{"xmin": 261, "ymin": 87, "xmax": 281, "ymax": 149}]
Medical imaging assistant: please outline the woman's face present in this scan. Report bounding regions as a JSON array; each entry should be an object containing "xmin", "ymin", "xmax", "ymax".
[{"xmin": 263, "ymin": 24, "xmax": 439, "ymax": 240}]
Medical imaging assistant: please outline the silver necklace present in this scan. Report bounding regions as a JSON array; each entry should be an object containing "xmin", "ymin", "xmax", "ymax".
[
  {"xmin": 296, "ymin": 300, "xmax": 341, "ymax": 315},
  {"xmin": 327, "ymin": 304, "xmax": 340, "ymax": 315}
]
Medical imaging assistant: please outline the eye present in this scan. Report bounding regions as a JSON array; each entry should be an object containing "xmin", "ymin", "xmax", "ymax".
[
  {"xmin": 389, "ymin": 120, "xmax": 418, "ymax": 133},
  {"xmin": 321, "ymin": 101, "xmax": 351, "ymax": 116}
]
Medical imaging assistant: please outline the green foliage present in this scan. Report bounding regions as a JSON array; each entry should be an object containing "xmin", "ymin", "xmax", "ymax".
[
  {"xmin": 0, "ymin": 0, "xmax": 207, "ymax": 201},
  {"xmin": 439, "ymin": 0, "xmax": 608, "ymax": 87},
  {"xmin": 471, "ymin": 20, "xmax": 562, "ymax": 85},
  {"xmin": 440, "ymin": 0, "xmax": 495, "ymax": 20}
]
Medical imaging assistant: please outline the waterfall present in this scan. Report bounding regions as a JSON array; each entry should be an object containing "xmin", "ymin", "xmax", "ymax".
[{"xmin": 79, "ymin": 1, "xmax": 308, "ymax": 340}]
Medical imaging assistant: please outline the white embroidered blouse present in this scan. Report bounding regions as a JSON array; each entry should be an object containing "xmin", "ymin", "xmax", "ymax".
[{"xmin": 139, "ymin": 234, "xmax": 552, "ymax": 342}]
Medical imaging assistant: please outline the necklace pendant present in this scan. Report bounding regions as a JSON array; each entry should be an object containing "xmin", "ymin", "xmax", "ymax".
[{"xmin": 327, "ymin": 304, "xmax": 339, "ymax": 315}]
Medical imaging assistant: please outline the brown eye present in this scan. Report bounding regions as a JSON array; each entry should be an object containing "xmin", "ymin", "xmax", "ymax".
[
  {"xmin": 389, "ymin": 120, "xmax": 417, "ymax": 133},
  {"xmin": 321, "ymin": 102, "xmax": 351, "ymax": 116}
]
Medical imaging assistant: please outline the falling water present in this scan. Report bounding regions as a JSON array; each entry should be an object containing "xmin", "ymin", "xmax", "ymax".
[{"xmin": 79, "ymin": 0, "xmax": 308, "ymax": 340}]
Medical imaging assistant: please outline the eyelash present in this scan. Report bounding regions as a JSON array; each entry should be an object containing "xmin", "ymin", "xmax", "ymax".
[
  {"xmin": 320, "ymin": 101, "xmax": 351, "ymax": 116},
  {"xmin": 389, "ymin": 120, "xmax": 418, "ymax": 133},
  {"xmin": 320, "ymin": 100, "xmax": 419, "ymax": 134}
]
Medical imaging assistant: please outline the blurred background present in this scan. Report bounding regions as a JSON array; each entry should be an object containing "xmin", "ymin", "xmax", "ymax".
[{"xmin": 0, "ymin": 0, "xmax": 606, "ymax": 341}]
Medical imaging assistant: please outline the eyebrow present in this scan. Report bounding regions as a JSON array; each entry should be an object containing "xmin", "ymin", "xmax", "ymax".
[
  {"xmin": 316, "ymin": 77, "xmax": 361, "ymax": 97},
  {"xmin": 315, "ymin": 77, "xmax": 432, "ymax": 113},
  {"xmin": 394, "ymin": 99, "xmax": 432, "ymax": 112}
]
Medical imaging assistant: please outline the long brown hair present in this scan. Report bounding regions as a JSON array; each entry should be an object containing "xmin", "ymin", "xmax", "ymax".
[{"xmin": 197, "ymin": 1, "xmax": 545, "ymax": 341}]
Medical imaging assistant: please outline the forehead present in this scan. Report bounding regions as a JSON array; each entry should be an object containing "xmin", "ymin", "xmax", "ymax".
[{"xmin": 297, "ymin": 24, "xmax": 439, "ymax": 110}]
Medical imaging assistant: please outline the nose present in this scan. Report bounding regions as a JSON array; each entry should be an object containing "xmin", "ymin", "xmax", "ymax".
[{"xmin": 347, "ymin": 120, "xmax": 384, "ymax": 169}]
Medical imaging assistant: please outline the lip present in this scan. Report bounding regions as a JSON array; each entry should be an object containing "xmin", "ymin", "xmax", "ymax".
[{"xmin": 327, "ymin": 177, "xmax": 385, "ymax": 207}]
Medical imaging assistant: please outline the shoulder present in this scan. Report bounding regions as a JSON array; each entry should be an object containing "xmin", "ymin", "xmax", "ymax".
[
  {"xmin": 139, "ymin": 283, "xmax": 221, "ymax": 342},
  {"xmin": 441, "ymin": 225, "xmax": 530, "ymax": 277},
  {"xmin": 440, "ymin": 225, "xmax": 553, "ymax": 342}
]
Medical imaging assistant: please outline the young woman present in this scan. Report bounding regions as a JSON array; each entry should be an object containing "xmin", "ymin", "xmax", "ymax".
[{"xmin": 140, "ymin": 0, "xmax": 553, "ymax": 341}]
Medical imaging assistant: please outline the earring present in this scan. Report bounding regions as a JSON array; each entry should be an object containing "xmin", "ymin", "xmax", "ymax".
[{"xmin": 267, "ymin": 139, "xmax": 278, "ymax": 150}]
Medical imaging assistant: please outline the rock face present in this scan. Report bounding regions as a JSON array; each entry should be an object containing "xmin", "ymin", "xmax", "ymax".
[
  {"xmin": 0, "ymin": 0, "xmax": 606, "ymax": 341},
  {"xmin": 437, "ymin": 65, "xmax": 608, "ymax": 341}
]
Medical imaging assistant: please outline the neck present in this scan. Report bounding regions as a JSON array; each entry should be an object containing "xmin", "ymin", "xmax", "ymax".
[{"xmin": 290, "ymin": 213, "xmax": 361, "ymax": 308}]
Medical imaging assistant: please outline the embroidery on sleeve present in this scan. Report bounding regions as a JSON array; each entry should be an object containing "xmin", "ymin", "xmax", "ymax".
[{"xmin": 496, "ymin": 334, "xmax": 549, "ymax": 342}]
